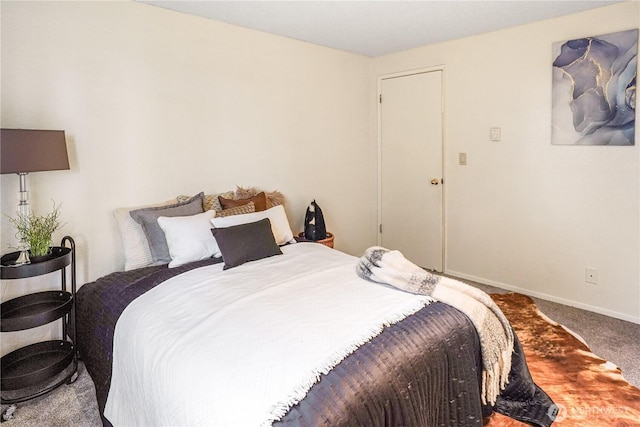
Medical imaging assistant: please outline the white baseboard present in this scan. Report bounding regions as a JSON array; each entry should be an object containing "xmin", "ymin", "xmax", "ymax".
[{"xmin": 446, "ymin": 270, "xmax": 640, "ymax": 325}]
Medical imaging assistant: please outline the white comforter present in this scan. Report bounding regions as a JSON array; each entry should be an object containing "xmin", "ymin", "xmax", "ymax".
[{"xmin": 105, "ymin": 243, "xmax": 433, "ymax": 426}]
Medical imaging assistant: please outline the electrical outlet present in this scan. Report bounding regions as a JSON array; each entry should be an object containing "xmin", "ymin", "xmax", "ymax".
[{"xmin": 585, "ymin": 268, "xmax": 597, "ymax": 284}]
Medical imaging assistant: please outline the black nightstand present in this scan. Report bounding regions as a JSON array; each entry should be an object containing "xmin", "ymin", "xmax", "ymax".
[{"xmin": 0, "ymin": 236, "xmax": 77, "ymax": 419}]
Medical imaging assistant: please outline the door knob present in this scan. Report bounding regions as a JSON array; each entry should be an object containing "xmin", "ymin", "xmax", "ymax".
[{"xmin": 430, "ymin": 178, "xmax": 439, "ymax": 185}]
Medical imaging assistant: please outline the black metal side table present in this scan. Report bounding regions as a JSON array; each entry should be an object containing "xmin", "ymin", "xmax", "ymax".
[{"xmin": 0, "ymin": 236, "xmax": 77, "ymax": 421}]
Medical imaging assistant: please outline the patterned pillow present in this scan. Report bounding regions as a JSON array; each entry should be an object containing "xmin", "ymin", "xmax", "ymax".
[
  {"xmin": 177, "ymin": 191, "xmax": 234, "ymax": 212},
  {"xmin": 216, "ymin": 202, "xmax": 256, "ymax": 217}
]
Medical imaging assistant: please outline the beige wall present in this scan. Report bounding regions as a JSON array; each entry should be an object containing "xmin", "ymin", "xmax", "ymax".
[
  {"xmin": 1, "ymin": 1, "xmax": 374, "ymax": 278},
  {"xmin": 372, "ymin": 1, "xmax": 640, "ymax": 322}
]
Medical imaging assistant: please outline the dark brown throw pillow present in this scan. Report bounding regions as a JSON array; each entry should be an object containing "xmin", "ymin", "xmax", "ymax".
[
  {"xmin": 218, "ymin": 192, "xmax": 267, "ymax": 212},
  {"xmin": 211, "ymin": 218, "xmax": 282, "ymax": 269}
]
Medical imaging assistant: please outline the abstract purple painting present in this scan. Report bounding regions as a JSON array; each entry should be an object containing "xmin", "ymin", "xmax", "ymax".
[{"xmin": 552, "ymin": 29, "xmax": 637, "ymax": 145}]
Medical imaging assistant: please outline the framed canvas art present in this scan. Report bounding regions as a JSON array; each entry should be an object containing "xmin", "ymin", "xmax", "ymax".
[{"xmin": 552, "ymin": 29, "xmax": 637, "ymax": 145}]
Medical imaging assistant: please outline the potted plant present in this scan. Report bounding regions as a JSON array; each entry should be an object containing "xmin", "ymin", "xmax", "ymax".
[{"xmin": 7, "ymin": 202, "xmax": 64, "ymax": 263}]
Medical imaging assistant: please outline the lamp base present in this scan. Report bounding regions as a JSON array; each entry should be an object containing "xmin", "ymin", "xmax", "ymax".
[{"xmin": 13, "ymin": 249, "xmax": 31, "ymax": 265}]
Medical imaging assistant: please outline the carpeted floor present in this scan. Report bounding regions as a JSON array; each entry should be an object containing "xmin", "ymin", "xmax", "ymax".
[
  {"xmin": 1, "ymin": 362, "xmax": 101, "ymax": 426},
  {"xmin": 2, "ymin": 286, "xmax": 639, "ymax": 425}
]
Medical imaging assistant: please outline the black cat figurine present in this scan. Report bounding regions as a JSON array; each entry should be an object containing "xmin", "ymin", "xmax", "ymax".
[{"xmin": 304, "ymin": 200, "xmax": 327, "ymax": 241}]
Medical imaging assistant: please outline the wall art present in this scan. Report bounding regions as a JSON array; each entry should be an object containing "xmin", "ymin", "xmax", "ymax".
[{"xmin": 552, "ymin": 29, "xmax": 637, "ymax": 145}]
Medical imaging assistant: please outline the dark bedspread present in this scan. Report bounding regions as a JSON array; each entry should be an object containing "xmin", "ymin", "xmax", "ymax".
[{"xmin": 76, "ymin": 259, "xmax": 555, "ymax": 427}]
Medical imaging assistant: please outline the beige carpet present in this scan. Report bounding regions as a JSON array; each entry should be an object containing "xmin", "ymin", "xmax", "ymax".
[{"xmin": 1, "ymin": 361, "xmax": 101, "ymax": 426}]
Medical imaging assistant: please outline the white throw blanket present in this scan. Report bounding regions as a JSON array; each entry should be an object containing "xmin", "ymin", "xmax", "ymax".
[
  {"xmin": 105, "ymin": 243, "xmax": 434, "ymax": 426},
  {"xmin": 356, "ymin": 246, "xmax": 514, "ymax": 405}
]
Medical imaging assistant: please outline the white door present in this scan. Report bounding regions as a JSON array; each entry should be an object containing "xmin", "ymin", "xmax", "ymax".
[{"xmin": 379, "ymin": 70, "xmax": 443, "ymax": 271}]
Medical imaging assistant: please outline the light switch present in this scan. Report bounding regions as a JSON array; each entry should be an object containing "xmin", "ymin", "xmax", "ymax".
[
  {"xmin": 490, "ymin": 127, "xmax": 501, "ymax": 141},
  {"xmin": 459, "ymin": 152, "xmax": 467, "ymax": 165}
]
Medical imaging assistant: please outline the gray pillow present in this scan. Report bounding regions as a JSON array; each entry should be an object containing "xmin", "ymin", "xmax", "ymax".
[
  {"xmin": 211, "ymin": 218, "xmax": 282, "ymax": 270},
  {"xmin": 130, "ymin": 192, "xmax": 205, "ymax": 264}
]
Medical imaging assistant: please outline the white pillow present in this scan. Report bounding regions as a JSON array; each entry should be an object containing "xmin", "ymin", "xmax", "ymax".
[
  {"xmin": 158, "ymin": 211, "xmax": 220, "ymax": 268},
  {"xmin": 210, "ymin": 204, "xmax": 296, "ymax": 246},
  {"xmin": 113, "ymin": 198, "xmax": 177, "ymax": 271}
]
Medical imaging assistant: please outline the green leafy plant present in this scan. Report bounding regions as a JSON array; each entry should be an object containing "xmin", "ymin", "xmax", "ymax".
[{"xmin": 7, "ymin": 202, "xmax": 64, "ymax": 258}]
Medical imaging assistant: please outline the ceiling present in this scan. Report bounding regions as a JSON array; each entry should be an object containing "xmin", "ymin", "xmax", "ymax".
[{"xmin": 138, "ymin": 1, "xmax": 621, "ymax": 57}]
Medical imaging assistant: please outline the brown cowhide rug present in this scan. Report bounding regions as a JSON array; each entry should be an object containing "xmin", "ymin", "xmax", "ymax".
[{"xmin": 486, "ymin": 293, "xmax": 640, "ymax": 426}]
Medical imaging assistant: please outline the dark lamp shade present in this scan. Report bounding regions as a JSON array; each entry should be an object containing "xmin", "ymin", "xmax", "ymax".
[{"xmin": 1, "ymin": 129, "xmax": 70, "ymax": 174}]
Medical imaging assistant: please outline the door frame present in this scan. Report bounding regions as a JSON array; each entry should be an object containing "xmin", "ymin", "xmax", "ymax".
[{"xmin": 376, "ymin": 65, "xmax": 447, "ymax": 271}]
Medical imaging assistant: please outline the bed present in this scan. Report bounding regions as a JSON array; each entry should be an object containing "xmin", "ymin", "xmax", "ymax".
[{"xmin": 76, "ymin": 190, "xmax": 555, "ymax": 426}]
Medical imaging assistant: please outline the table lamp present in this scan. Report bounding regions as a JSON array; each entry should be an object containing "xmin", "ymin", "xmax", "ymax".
[{"xmin": 1, "ymin": 129, "xmax": 70, "ymax": 264}]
